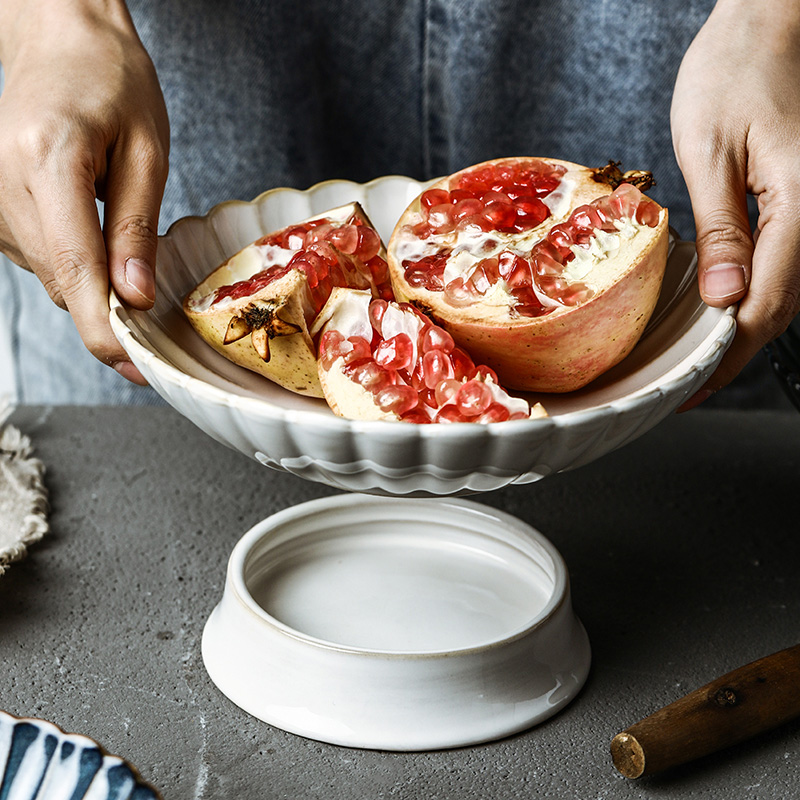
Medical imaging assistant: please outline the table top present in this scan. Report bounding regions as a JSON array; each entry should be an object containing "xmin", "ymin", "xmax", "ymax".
[{"xmin": 2, "ymin": 405, "xmax": 799, "ymax": 799}]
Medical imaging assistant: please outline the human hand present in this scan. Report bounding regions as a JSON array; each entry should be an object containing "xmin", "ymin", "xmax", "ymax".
[
  {"xmin": 0, "ymin": 0, "xmax": 169, "ymax": 384},
  {"xmin": 671, "ymin": 0, "xmax": 800, "ymax": 409}
]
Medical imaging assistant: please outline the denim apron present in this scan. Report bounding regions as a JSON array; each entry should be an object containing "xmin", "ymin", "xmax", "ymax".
[{"xmin": 1, "ymin": 0, "xmax": 719, "ymax": 403}]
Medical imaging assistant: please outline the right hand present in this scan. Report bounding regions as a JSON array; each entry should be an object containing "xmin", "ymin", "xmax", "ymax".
[{"xmin": 0, "ymin": 0, "xmax": 169, "ymax": 383}]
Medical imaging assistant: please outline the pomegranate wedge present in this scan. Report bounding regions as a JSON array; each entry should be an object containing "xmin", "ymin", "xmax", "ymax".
[
  {"xmin": 312, "ymin": 288, "xmax": 547, "ymax": 423},
  {"xmin": 184, "ymin": 202, "xmax": 392, "ymax": 396},
  {"xmin": 387, "ymin": 157, "xmax": 669, "ymax": 392}
]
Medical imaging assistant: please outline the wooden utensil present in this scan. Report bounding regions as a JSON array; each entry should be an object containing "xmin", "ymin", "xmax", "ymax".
[{"xmin": 611, "ymin": 643, "xmax": 800, "ymax": 779}]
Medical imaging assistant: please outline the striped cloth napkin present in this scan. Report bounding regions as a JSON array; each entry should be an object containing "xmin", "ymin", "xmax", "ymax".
[{"xmin": 0, "ymin": 400, "xmax": 48, "ymax": 575}]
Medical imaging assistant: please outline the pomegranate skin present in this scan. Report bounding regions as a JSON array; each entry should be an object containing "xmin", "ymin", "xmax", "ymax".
[{"xmin": 387, "ymin": 157, "xmax": 670, "ymax": 393}]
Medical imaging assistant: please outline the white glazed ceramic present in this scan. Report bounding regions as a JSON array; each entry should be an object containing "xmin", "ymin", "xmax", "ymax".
[
  {"xmin": 201, "ymin": 494, "xmax": 591, "ymax": 751},
  {"xmin": 0, "ymin": 711, "xmax": 161, "ymax": 799},
  {"xmin": 109, "ymin": 176, "xmax": 736, "ymax": 496}
]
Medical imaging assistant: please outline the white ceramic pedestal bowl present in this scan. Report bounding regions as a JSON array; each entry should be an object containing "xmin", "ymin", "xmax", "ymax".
[
  {"xmin": 110, "ymin": 175, "xmax": 735, "ymax": 496},
  {"xmin": 201, "ymin": 495, "xmax": 590, "ymax": 751}
]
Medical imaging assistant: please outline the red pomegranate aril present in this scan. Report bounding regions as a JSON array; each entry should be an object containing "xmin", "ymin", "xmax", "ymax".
[
  {"xmin": 532, "ymin": 248, "xmax": 563, "ymax": 277},
  {"xmin": 421, "ymin": 324, "xmax": 455, "ymax": 354},
  {"xmin": 478, "ymin": 404, "xmax": 511, "ymax": 423},
  {"xmin": 325, "ymin": 223, "xmax": 359, "ymax": 254},
  {"xmin": 354, "ymin": 226, "xmax": 381, "ymax": 262},
  {"xmin": 421, "ymin": 188, "xmax": 451, "ymax": 210},
  {"xmin": 456, "ymin": 214, "xmax": 494, "ymax": 234},
  {"xmin": 455, "ymin": 379, "xmax": 492, "ymax": 416},
  {"xmin": 375, "ymin": 384, "xmax": 418, "ymax": 415},
  {"xmin": 483, "ymin": 201, "xmax": 518, "ymax": 229},
  {"xmin": 318, "ymin": 330, "xmax": 346, "ymax": 369},
  {"xmin": 400, "ymin": 409, "xmax": 432, "ymax": 424},
  {"xmin": 374, "ymin": 332, "xmax": 414, "ymax": 371},
  {"xmin": 449, "ymin": 347, "xmax": 475, "ymax": 381},
  {"xmin": 511, "ymin": 286, "xmax": 549, "ymax": 317},
  {"xmin": 443, "ymin": 276, "xmax": 477, "ymax": 307},
  {"xmin": 452, "ymin": 198, "xmax": 485, "ymax": 221},
  {"xmin": 427, "ymin": 203, "xmax": 455, "ymax": 228},
  {"xmin": 635, "ymin": 199, "xmax": 661, "ymax": 227},
  {"xmin": 434, "ymin": 405, "xmax": 467, "ymax": 424},
  {"xmin": 557, "ymin": 282, "xmax": 595, "ymax": 307},
  {"xmin": 449, "ymin": 189, "xmax": 476, "ymax": 204},
  {"xmin": 434, "ymin": 377, "xmax": 461, "ymax": 406},
  {"xmin": 369, "ymin": 298, "xmax": 389, "ymax": 333},
  {"xmin": 367, "ymin": 255, "xmax": 390, "ymax": 284},
  {"xmin": 548, "ymin": 224, "xmax": 574, "ymax": 251},
  {"xmin": 571, "ymin": 204, "xmax": 604, "ymax": 232},
  {"xmin": 347, "ymin": 359, "xmax": 394, "ymax": 392},
  {"xmin": 422, "ymin": 348, "xmax": 454, "ymax": 389},
  {"xmin": 608, "ymin": 183, "xmax": 641, "ymax": 218}
]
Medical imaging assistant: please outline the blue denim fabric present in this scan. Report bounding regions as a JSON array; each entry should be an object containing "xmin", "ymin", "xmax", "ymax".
[{"xmin": 6, "ymin": 0, "xmax": 773, "ymax": 405}]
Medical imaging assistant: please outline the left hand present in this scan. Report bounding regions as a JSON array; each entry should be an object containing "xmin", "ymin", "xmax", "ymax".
[{"xmin": 671, "ymin": 0, "xmax": 800, "ymax": 409}]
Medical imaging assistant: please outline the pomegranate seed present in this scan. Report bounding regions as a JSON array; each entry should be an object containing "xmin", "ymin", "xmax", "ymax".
[
  {"xmin": 512, "ymin": 286, "xmax": 549, "ymax": 317},
  {"xmin": 483, "ymin": 201, "xmax": 517, "ymax": 230},
  {"xmin": 514, "ymin": 197, "xmax": 549, "ymax": 229},
  {"xmin": 427, "ymin": 203, "xmax": 456, "ymax": 232},
  {"xmin": 421, "ymin": 189, "xmax": 450, "ymax": 210},
  {"xmin": 326, "ymin": 223, "xmax": 359, "ymax": 254},
  {"xmin": 367, "ymin": 255, "xmax": 390, "ymax": 284},
  {"xmin": 571, "ymin": 204, "xmax": 604, "ymax": 232},
  {"xmin": 548, "ymin": 224, "xmax": 574, "ymax": 251},
  {"xmin": 455, "ymin": 379, "xmax": 492, "ymax": 416},
  {"xmin": 635, "ymin": 199, "xmax": 661, "ymax": 227},
  {"xmin": 478, "ymin": 404, "xmax": 511, "ymax": 423},
  {"xmin": 532, "ymin": 248, "xmax": 563, "ymax": 277},
  {"xmin": 354, "ymin": 226, "xmax": 381, "ymax": 261},
  {"xmin": 422, "ymin": 348, "xmax": 454, "ymax": 389},
  {"xmin": 607, "ymin": 183, "xmax": 642, "ymax": 218},
  {"xmin": 434, "ymin": 377, "xmax": 461, "ymax": 406},
  {"xmin": 374, "ymin": 333, "xmax": 414, "ymax": 371},
  {"xmin": 434, "ymin": 405, "xmax": 467, "ymax": 424},
  {"xmin": 400, "ymin": 409, "xmax": 432, "ymax": 424},
  {"xmin": 482, "ymin": 190, "xmax": 512, "ymax": 205},
  {"xmin": 345, "ymin": 335, "xmax": 371, "ymax": 364},
  {"xmin": 347, "ymin": 360, "xmax": 394, "ymax": 392},
  {"xmin": 532, "ymin": 175, "xmax": 561, "ymax": 197},
  {"xmin": 318, "ymin": 330, "xmax": 346, "ymax": 369},
  {"xmin": 421, "ymin": 324, "xmax": 455, "ymax": 353},
  {"xmin": 375, "ymin": 384, "xmax": 418, "ymax": 415},
  {"xmin": 452, "ymin": 198, "xmax": 484, "ymax": 222},
  {"xmin": 443, "ymin": 276, "xmax": 477, "ymax": 307},
  {"xmin": 304, "ymin": 223, "xmax": 334, "ymax": 246},
  {"xmin": 455, "ymin": 214, "xmax": 493, "ymax": 234},
  {"xmin": 369, "ymin": 298, "xmax": 389, "ymax": 333},
  {"xmin": 448, "ymin": 189, "xmax": 476, "ymax": 203},
  {"xmin": 450, "ymin": 347, "xmax": 475, "ymax": 380}
]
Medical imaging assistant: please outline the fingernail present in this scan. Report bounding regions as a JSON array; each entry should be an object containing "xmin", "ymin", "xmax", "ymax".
[
  {"xmin": 124, "ymin": 257, "xmax": 155, "ymax": 304},
  {"xmin": 677, "ymin": 388, "xmax": 714, "ymax": 413},
  {"xmin": 113, "ymin": 360, "xmax": 148, "ymax": 386},
  {"xmin": 702, "ymin": 263, "xmax": 747, "ymax": 302}
]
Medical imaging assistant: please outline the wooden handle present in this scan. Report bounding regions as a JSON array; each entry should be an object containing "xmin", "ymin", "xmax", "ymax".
[{"xmin": 611, "ymin": 643, "xmax": 800, "ymax": 779}]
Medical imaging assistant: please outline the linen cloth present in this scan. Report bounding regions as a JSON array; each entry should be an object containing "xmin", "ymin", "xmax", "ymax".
[{"xmin": 0, "ymin": 400, "xmax": 48, "ymax": 574}]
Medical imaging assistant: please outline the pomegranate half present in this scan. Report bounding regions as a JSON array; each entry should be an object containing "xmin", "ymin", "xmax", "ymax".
[
  {"xmin": 386, "ymin": 158, "xmax": 669, "ymax": 392},
  {"xmin": 312, "ymin": 288, "xmax": 547, "ymax": 423},
  {"xmin": 183, "ymin": 202, "xmax": 392, "ymax": 397}
]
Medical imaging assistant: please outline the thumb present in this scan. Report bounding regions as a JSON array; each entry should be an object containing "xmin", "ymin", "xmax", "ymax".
[
  {"xmin": 103, "ymin": 138, "xmax": 168, "ymax": 310},
  {"xmin": 685, "ymin": 151, "xmax": 753, "ymax": 308}
]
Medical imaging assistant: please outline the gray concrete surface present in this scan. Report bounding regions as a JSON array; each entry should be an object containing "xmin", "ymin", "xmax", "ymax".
[{"xmin": 2, "ymin": 406, "xmax": 799, "ymax": 799}]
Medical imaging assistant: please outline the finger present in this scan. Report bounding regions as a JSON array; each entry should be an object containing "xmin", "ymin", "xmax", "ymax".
[
  {"xmin": 685, "ymin": 147, "xmax": 753, "ymax": 307},
  {"xmin": 711, "ymin": 199, "xmax": 800, "ymax": 385},
  {"xmin": 103, "ymin": 134, "xmax": 167, "ymax": 310},
  {"xmin": 678, "ymin": 192, "xmax": 800, "ymax": 411},
  {"xmin": 33, "ymin": 169, "xmax": 147, "ymax": 383}
]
